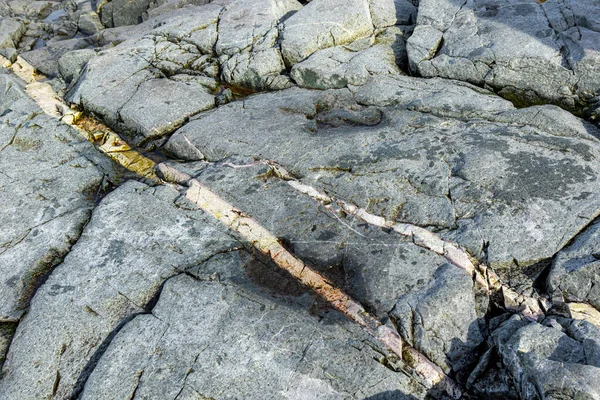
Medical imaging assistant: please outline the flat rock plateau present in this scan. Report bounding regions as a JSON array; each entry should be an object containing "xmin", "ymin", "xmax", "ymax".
[{"xmin": 1, "ymin": 0, "xmax": 600, "ymax": 399}]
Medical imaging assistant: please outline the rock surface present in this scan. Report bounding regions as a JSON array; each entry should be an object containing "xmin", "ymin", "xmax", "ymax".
[
  {"xmin": 1, "ymin": 0, "xmax": 600, "ymax": 398},
  {"xmin": 165, "ymin": 76, "xmax": 600, "ymax": 270},
  {"xmin": 0, "ymin": 180, "xmax": 239, "ymax": 399},
  {"xmin": 0, "ymin": 74, "xmax": 103, "ymax": 324},
  {"xmin": 548, "ymin": 218, "xmax": 600, "ymax": 309},
  {"xmin": 407, "ymin": 0, "xmax": 600, "ymax": 121}
]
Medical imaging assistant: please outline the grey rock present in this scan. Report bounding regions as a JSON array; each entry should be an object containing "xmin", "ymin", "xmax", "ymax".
[
  {"xmin": 391, "ymin": 263, "xmax": 484, "ymax": 374},
  {"xmin": 119, "ymin": 77, "xmax": 214, "ymax": 141},
  {"xmin": 565, "ymin": 319, "xmax": 600, "ymax": 368},
  {"xmin": 67, "ymin": 4, "xmax": 225, "ymax": 139},
  {"xmin": 369, "ymin": 0, "xmax": 417, "ymax": 28},
  {"xmin": 0, "ymin": 74, "xmax": 103, "ymax": 323},
  {"xmin": 144, "ymin": 0, "xmax": 214, "ymax": 19},
  {"xmin": 79, "ymin": 273, "xmax": 428, "ymax": 400},
  {"xmin": 0, "ymin": 322, "xmax": 16, "ymax": 369},
  {"xmin": 0, "ymin": 181, "xmax": 239, "ymax": 400},
  {"xmin": 408, "ymin": 0, "xmax": 600, "ymax": 115},
  {"xmin": 290, "ymin": 42, "xmax": 400, "ymax": 89},
  {"xmin": 374, "ymin": 25, "xmax": 412, "ymax": 71},
  {"xmin": 3, "ymin": 0, "xmax": 54, "ymax": 19},
  {"xmin": 405, "ymin": 24, "xmax": 443, "ymax": 74},
  {"xmin": 165, "ymin": 76, "xmax": 600, "ymax": 270},
  {"xmin": 43, "ymin": 8, "xmax": 69, "ymax": 23},
  {"xmin": 216, "ymin": 0, "xmax": 300, "ymax": 90},
  {"xmin": 57, "ymin": 48, "xmax": 95, "ymax": 83},
  {"xmin": 65, "ymin": 37, "xmax": 158, "ymax": 127},
  {"xmin": 492, "ymin": 315, "xmax": 600, "ymax": 399},
  {"xmin": 165, "ymin": 156, "xmax": 450, "ymax": 315},
  {"xmin": 20, "ymin": 37, "xmax": 92, "ymax": 77},
  {"xmin": 100, "ymin": 0, "xmax": 153, "ymax": 27},
  {"xmin": 548, "ymin": 219, "xmax": 600, "ymax": 309},
  {"xmin": 353, "ymin": 74, "xmax": 513, "ymax": 117},
  {"xmin": 281, "ymin": 0, "xmax": 374, "ymax": 65},
  {"xmin": 220, "ymin": 45, "xmax": 292, "ymax": 90},
  {"xmin": 0, "ymin": 17, "xmax": 25, "ymax": 61},
  {"xmin": 78, "ymin": 11, "xmax": 103, "ymax": 35},
  {"xmin": 215, "ymin": 0, "xmax": 301, "ymax": 56}
]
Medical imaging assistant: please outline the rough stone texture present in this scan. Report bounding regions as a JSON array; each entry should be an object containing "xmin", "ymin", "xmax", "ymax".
[
  {"xmin": 99, "ymin": 0, "xmax": 154, "ymax": 27},
  {"xmin": 215, "ymin": 0, "xmax": 300, "ymax": 90},
  {"xmin": 19, "ymin": 37, "xmax": 92, "ymax": 77},
  {"xmin": 369, "ymin": 0, "xmax": 417, "ymax": 28},
  {"xmin": 0, "ymin": 74, "xmax": 103, "ymax": 323},
  {"xmin": 490, "ymin": 315, "xmax": 600, "ymax": 399},
  {"xmin": 548, "ymin": 219, "xmax": 600, "ymax": 310},
  {"xmin": 0, "ymin": 181, "xmax": 239, "ymax": 400},
  {"xmin": 66, "ymin": 1, "xmax": 301, "ymax": 141},
  {"xmin": 64, "ymin": 15, "xmax": 223, "ymax": 143},
  {"xmin": 290, "ymin": 42, "xmax": 400, "ymax": 89},
  {"xmin": 65, "ymin": 37, "xmax": 159, "ymax": 129},
  {"xmin": 0, "ymin": 323, "xmax": 16, "ymax": 369},
  {"xmin": 79, "ymin": 272, "xmax": 428, "ymax": 399},
  {"xmin": 78, "ymin": 11, "xmax": 103, "ymax": 35},
  {"xmin": 165, "ymin": 76, "xmax": 600, "ymax": 269},
  {"xmin": 391, "ymin": 264, "xmax": 484, "ymax": 374},
  {"xmin": 166, "ymin": 156, "xmax": 450, "ymax": 315},
  {"xmin": 144, "ymin": 0, "xmax": 214, "ymax": 19},
  {"xmin": 280, "ymin": 0, "xmax": 374, "ymax": 65},
  {"xmin": 3, "ymin": 0, "xmax": 600, "ymax": 398},
  {"xmin": 215, "ymin": 0, "xmax": 300, "ymax": 56},
  {"xmin": 374, "ymin": 25, "xmax": 412, "ymax": 72},
  {"xmin": 119, "ymin": 78, "xmax": 214, "ymax": 141},
  {"xmin": 0, "ymin": 17, "xmax": 25, "ymax": 61},
  {"xmin": 407, "ymin": 0, "xmax": 600, "ymax": 119},
  {"xmin": 57, "ymin": 48, "xmax": 96, "ymax": 83}
]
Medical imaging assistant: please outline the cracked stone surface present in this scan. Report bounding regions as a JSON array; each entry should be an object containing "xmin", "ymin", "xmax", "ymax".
[
  {"xmin": 165, "ymin": 76, "xmax": 600, "ymax": 270},
  {"xmin": 407, "ymin": 0, "xmax": 600, "ymax": 121},
  {"xmin": 280, "ymin": 0, "xmax": 374, "ymax": 66},
  {"xmin": 0, "ymin": 180, "xmax": 239, "ymax": 400},
  {"xmin": 486, "ymin": 315, "xmax": 600, "ymax": 399},
  {"xmin": 79, "ymin": 268, "xmax": 428, "ymax": 400},
  {"xmin": 2, "ymin": 0, "xmax": 600, "ymax": 398},
  {"xmin": 391, "ymin": 264, "xmax": 485, "ymax": 375},
  {"xmin": 0, "ymin": 17, "xmax": 25, "ymax": 61},
  {"xmin": 162, "ymin": 156, "xmax": 452, "ymax": 316},
  {"xmin": 0, "ymin": 74, "xmax": 104, "ymax": 323},
  {"xmin": 548, "ymin": 218, "xmax": 600, "ymax": 309},
  {"xmin": 290, "ymin": 41, "xmax": 401, "ymax": 90}
]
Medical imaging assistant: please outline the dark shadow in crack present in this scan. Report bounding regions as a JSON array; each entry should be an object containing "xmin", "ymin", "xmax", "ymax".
[{"xmin": 362, "ymin": 391, "xmax": 420, "ymax": 400}]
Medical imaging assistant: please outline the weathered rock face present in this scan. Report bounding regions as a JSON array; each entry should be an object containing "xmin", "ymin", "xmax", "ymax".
[
  {"xmin": 280, "ymin": 0, "xmax": 374, "ymax": 65},
  {"xmin": 62, "ymin": 0, "xmax": 416, "ymax": 143},
  {"xmin": 485, "ymin": 315, "xmax": 600, "ymax": 400},
  {"xmin": 165, "ymin": 75, "xmax": 600, "ymax": 270},
  {"xmin": 0, "ymin": 18, "xmax": 25, "ymax": 61},
  {"xmin": 0, "ymin": 75, "xmax": 103, "ymax": 324},
  {"xmin": 0, "ymin": 181, "xmax": 240, "ymax": 400},
  {"xmin": 78, "ymin": 270, "xmax": 427, "ymax": 400},
  {"xmin": 407, "ymin": 0, "xmax": 600, "ymax": 120},
  {"xmin": 548, "ymin": 218, "xmax": 600, "ymax": 309},
  {"xmin": 391, "ymin": 264, "xmax": 484, "ymax": 375},
  {"xmin": 2, "ymin": 0, "xmax": 600, "ymax": 398}
]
